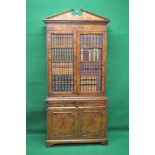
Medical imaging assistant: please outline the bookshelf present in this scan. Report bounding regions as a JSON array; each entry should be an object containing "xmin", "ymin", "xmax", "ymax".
[
  {"xmin": 80, "ymin": 34, "xmax": 103, "ymax": 92},
  {"xmin": 43, "ymin": 9, "xmax": 110, "ymax": 146},
  {"xmin": 51, "ymin": 34, "xmax": 74, "ymax": 92}
]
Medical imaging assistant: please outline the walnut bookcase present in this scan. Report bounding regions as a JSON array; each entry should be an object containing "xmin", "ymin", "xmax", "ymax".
[{"xmin": 42, "ymin": 9, "xmax": 110, "ymax": 146}]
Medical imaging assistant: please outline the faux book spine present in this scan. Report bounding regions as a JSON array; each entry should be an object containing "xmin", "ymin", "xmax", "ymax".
[
  {"xmin": 80, "ymin": 48, "xmax": 101, "ymax": 61},
  {"xmin": 51, "ymin": 34, "xmax": 73, "ymax": 47},
  {"xmin": 52, "ymin": 75, "xmax": 73, "ymax": 92},
  {"xmin": 80, "ymin": 34, "xmax": 102, "ymax": 47},
  {"xmin": 80, "ymin": 75, "xmax": 102, "ymax": 92}
]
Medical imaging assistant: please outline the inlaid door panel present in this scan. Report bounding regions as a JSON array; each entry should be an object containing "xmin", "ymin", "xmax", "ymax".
[
  {"xmin": 78, "ymin": 108, "xmax": 106, "ymax": 138},
  {"xmin": 47, "ymin": 109, "xmax": 76, "ymax": 140}
]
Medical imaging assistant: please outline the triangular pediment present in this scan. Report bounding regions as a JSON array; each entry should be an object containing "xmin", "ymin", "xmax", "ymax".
[{"xmin": 43, "ymin": 9, "xmax": 110, "ymax": 24}]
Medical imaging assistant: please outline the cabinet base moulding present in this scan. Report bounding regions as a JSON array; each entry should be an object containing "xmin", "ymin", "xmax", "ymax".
[{"xmin": 46, "ymin": 138, "xmax": 108, "ymax": 147}]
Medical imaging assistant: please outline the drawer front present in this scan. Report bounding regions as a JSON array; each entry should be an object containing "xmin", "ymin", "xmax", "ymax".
[
  {"xmin": 47, "ymin": 101, "xmax": 76, "ymax": 107},
  {"xmin": 78, "ymin": 101, "xmax": 106, "ymax": 108},
  {"xmin": 78, "ymin": 107, "xmax": 107, "ymax": 139},
  {"xmin": 47, "ymin": 109, "xmax": 77, "ymax": 140},
  {"xmin": 47, "ymin": 100, "xmax": 106, "ymax": 108}
]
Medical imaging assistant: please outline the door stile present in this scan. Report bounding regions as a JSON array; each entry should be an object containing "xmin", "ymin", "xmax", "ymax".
[
  {"xmin": 73, "ymin": 31, "xmax": 77, "ymax": 94},
  {"xmin": 76, "ymin": 31, "xmax": 81, "ymax": 95},
  {"xmin": 102, "ymin": 31, "xmax": 107, "ymax": 95}
]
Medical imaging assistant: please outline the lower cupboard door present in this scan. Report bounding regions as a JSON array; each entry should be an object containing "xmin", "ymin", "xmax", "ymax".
[
  {"xmin": 47, "ymin": 109, "xmax": 76, "ymax": 140},
  {"xmin": 78, "ymin": 108, "xmax": 107, "ymax": 139}
]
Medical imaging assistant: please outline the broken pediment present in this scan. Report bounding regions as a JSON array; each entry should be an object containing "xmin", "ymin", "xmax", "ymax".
[{"xmin": 42, "ymin": 9, "xmax": 110, "ymax": 24}]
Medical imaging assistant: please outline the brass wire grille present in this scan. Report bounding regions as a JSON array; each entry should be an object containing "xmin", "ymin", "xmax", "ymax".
[
  {"xmin": 80, "ymin": 34, "xmax": 103, "ymax": 92},
  {"xmin": 51, "ymin": 34, "xmax": 74, "ymax": 92}
]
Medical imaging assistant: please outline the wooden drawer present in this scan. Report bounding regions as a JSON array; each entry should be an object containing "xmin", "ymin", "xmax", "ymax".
[
  {"xmin": 47, "ymin": 101, "xmax": 76, "ymax": 107},
  {"xmin": 47, "ymin": 100, "xmax": 107, "ymax": 108},
  {"xmin": 78, "ymin": 101, "xmax": 106, "ymax": 108}
]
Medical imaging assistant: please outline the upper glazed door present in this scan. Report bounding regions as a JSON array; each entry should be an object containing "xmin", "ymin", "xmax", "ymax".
[
  {"xmin": 77, "ymin": 31, "xmax": 106, "ymax": 95},
  {"xmin": 47, "ymin": 31, "xmax": 76, "ymax": 95}
]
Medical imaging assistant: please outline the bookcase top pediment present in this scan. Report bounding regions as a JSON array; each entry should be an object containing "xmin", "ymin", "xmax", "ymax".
[{"xmin": 42, "ymin": 9, "xmax": 110, "ymax": 24}]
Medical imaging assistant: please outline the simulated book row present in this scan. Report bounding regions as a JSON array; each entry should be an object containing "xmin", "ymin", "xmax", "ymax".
[
  {"xmin": 80, "ymin": 62, "xmax": 102, "ymax": 68},
  {"xmin": 81, "ymin": 48, "xmax": 102, "ymax": 61},
  {"xmin": 51, "ymin": 34, "xmax": 73, "ymax": 47},
  {"xmin": 52, "ymin": 68, "xmax": 73, "ymax": 75},
  {"xmin": 52, "ymin": 48, "xmax": 74, "ymax": 61},
  {"xmin": 52, "ymin": 75, "xmax": 73, "ymax": 92},
  {"xmin": 52, "ymin": 62, "xmax": 73, "ymax": 68},
  {"xmin": 81, "ymin": 85, "xmax": 101, "ymax": 92},
  {"xmin": 80, "ymin": 62, "xmax": 102, "ymax": 74},
  {"xmin": 80, "ymin": 68, "xmax": 101, "ymax": 74},
  {"xmin": 80, "ymin": 75, "xmax": 102, "ymax": 92},
  {"xmin": 81, "ymin": 75, "xmax": 102, "ymax": 82},
  {"xmin": 80, "ymin": 34, "xmax": 102, "ymax": 47}
]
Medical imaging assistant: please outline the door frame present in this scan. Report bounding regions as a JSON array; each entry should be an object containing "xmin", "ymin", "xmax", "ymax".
[{"xmin": 76, "ymin": 31, "xmax": 106, "ymax": 95}]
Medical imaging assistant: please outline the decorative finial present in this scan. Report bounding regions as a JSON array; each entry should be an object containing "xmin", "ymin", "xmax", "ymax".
[
  {"xmin": 75, "ymin": 9, "xmax": 79, "ymax": 15},
  {"xmin": 72, "ymin": 9, "xmax": 82, "ymax": 16}
]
